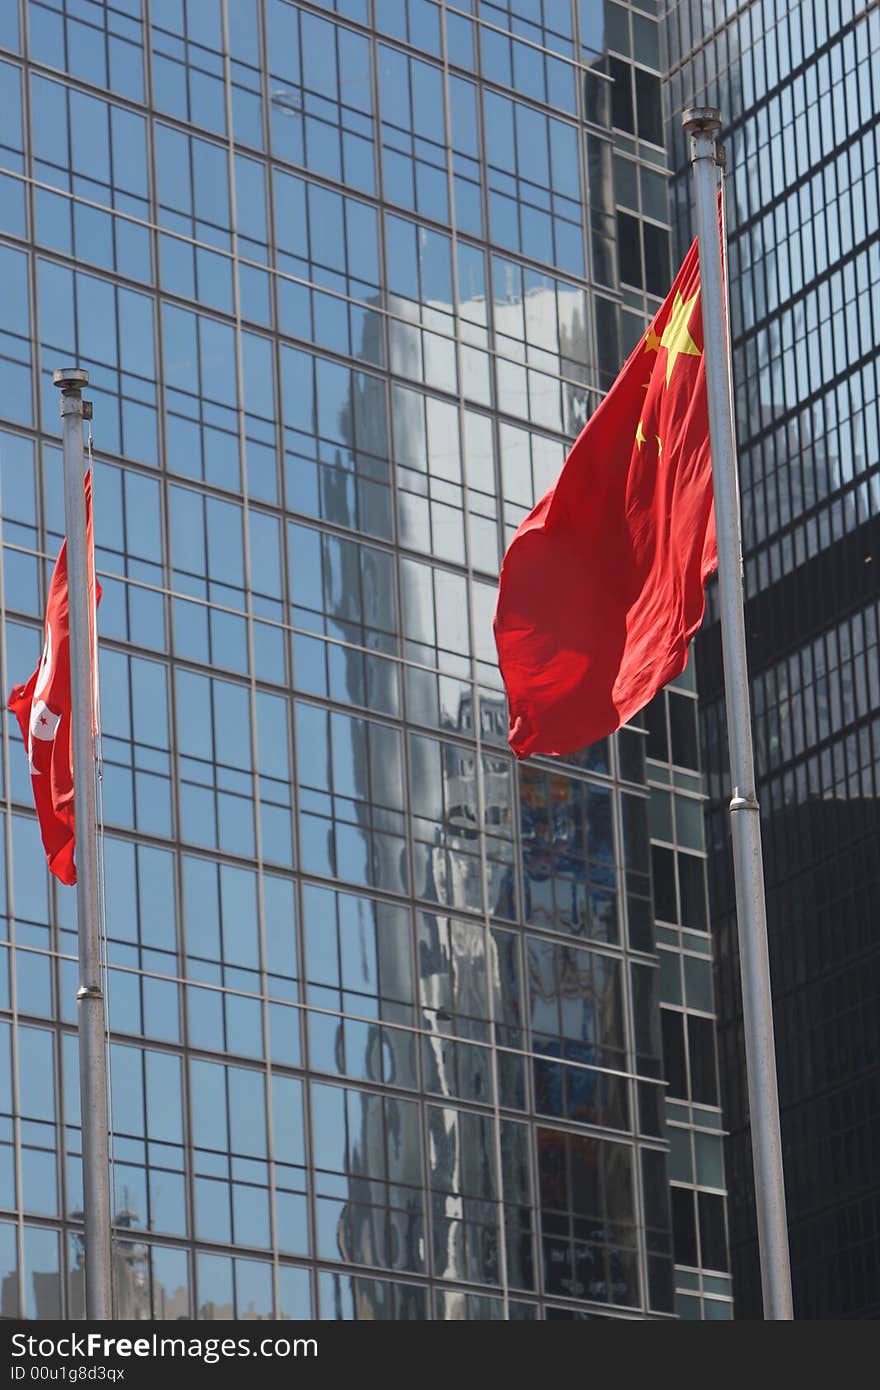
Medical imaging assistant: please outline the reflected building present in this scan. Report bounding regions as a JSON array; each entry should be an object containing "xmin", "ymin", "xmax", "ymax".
[
  {"xmin": 666, "ymin": 0, "xmax": 880, "ymax": 1318},
  {"xmin": 0, "ymin": 0, "xmax": 728, "ymax": 1319}
]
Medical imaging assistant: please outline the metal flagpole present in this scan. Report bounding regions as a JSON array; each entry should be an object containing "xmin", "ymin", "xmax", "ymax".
[
  {"xmin": 682, "ymin": 109, "xmax": 794, "ymax": 1320},
  {"xmin": 53, "ymin": 368, "xmax": 113, "ymax": 1320}
]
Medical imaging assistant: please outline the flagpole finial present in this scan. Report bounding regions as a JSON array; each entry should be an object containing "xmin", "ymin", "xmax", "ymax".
[
  {"xmin": 52, "ymin": 367, "xmax": 89, "ymax": 392},
  {"xmin": 682, "ymin": 106, "xmax": 722, "ymax": 134}
]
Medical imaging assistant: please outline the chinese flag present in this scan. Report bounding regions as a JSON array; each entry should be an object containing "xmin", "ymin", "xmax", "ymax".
[
  {"xmin": 8, "ymin": 472, "xmax": 100, "ymax": 884},
  {"xmin": 494, "ymin": 235, "xmax": 717, "ymax": 758}
]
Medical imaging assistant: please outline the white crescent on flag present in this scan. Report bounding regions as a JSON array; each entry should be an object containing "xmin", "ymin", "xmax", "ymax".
[{"xmin": 34, "ymin": 623, "xmax": 53, "ymax": 702}]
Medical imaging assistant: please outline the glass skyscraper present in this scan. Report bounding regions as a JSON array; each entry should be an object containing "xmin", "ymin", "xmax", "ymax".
[
  {"xmin": 0, "ymin": 0, "xmax": 728, "ymax": 1320},
  {"xmin": 666, "ymin": 0, "xmax": 880, "ymax": 1319}
]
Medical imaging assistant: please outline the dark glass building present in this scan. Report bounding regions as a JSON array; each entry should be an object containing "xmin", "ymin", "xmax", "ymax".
[
  {"xmin": 665, "ymin": 0, "xmax": 880, "ymax": 1318},
  {"xmin": 0, "ymin": 0, "xmax": 728, "ymax": 1319}
]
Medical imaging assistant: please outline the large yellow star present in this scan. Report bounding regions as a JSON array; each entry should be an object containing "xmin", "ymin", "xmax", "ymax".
[{"xmin": 660, "ymin": 290, "xmax": 701, "ymax": 386}]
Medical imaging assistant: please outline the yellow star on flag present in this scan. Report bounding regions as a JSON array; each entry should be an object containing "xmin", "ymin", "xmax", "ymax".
[
  {"xmin": 656, "ymin": 435, "xmax": 663, "ymax": 456},
  {"xmin": 645, "ymin": 328, "xmax": 661, "ymax": 352},
  {"xmin": 635, "ymin": 420, "xmax": 646, "ymax": 450},
  {"xmin": 660, "ymin": 290, "xmax": 701, "ymax": 387}
]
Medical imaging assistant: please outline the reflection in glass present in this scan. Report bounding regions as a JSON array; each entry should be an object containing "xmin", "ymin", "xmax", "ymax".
[{"xmin": 520, "ymin": 768, "xmax": 618, "ymax": 942}]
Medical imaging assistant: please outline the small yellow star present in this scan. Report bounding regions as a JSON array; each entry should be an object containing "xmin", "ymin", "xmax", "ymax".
[
  {"xmin": 635, "ymin": 420, "xmax": 646, "ymax": 450},
  {"xmin": 660, "ymin": 290, "xmax": 701, "ymax": 386},
  {"xmin": 641, "ymin": 376, "xmax": 652, "ymax": 391},
  {"xmin": 656, "ymin": 435, "xmax": 663, "ymax": 456},
  {"xmin": 645, "ymin": 328, "xmax": 661, "ymax": 352}
]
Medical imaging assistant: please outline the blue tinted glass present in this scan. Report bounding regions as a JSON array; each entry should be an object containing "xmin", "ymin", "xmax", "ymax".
[
  {"xmin": 227, "ymin": 0, "xmax": 261, "ymax": 65},
  {"xmin": 411, "ymin": 57, "xmax": 443, "ymax": 140},
  {"xmin": 384, "ymin": 216, "xmax": 419, "ymax": 300},
  {"xmin": 302, "ymin": 12, "xmax": 338, "ymax": 98},
  {"xmin": 450, "ymin": 76, "xmax": 479, "ymax": 156},
  {"xmin": 375, "ymin": 0, "xmax": 407, "ymax": 41},
  {"xmin": 0, "ymin": 5, "xmax": 18, "ymax": 49},
  {"xmin": 484, "ymin": 91, "xmax": 514, "ymax": 169},
  {"xmin": 0, "ymin": 62, "xmax": 23, "ymax": 153},
  {"xmin": 378, "ymin": 45, "xmax": 409, "ymax": 130},
  {"xmin": 337, "ymin": 27, "xmax": 371, "ymax": 113},
  {"xmin": 2, "ymin": 247, "xmax": 31, "ymax": 338},
  {"xmin": 30, "ymin": 74, "xmax": 68, "ymax": 170}
]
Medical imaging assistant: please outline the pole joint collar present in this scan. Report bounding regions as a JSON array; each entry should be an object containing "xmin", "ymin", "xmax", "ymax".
[
  {"xmin": 60, "ymin": 394, "xmax": 85, "ymax": 418},
  {"xmin": 729, "ymin": 794, "xmax": 760, "ymax": 814},
  {"xmin": 77, "ymin": 984, "xmax": 104, "ymax": 1001}
]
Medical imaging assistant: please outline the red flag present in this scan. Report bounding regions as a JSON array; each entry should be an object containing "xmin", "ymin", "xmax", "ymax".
[
  {"xmin": 494, "ymin": 234, "xmax": 717, "ymax": 758},
  {"xmin": 8, "ymin": 473, "xmax": 100, "ymax": 884}
]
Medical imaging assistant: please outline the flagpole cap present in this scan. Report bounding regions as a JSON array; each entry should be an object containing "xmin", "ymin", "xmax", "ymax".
[
  {"xmin": 52, "ymin": 367, "xmax": 89, "ymax": 392},
  {"xmin": 682, "ymin": 107, "xmax": 722, "ymax": 134}
]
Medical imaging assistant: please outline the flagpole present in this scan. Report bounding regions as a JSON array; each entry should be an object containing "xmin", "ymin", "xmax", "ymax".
[
  {"xmin": 53, "ymin": 368, "xmax": 113, "ymax": 1320},
  {"xmin": 682, "ymin": 110, "xmax": 794, "ymax": 1320}
]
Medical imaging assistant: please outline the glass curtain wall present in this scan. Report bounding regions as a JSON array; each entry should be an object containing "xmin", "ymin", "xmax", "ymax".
[
  {"xmin": 666, "ymin": 0, "xmax": 880, "ymax": 1319},
  {"xmin": 0, "ymin": 0, "xmax": 722, "ymax": 1320}
]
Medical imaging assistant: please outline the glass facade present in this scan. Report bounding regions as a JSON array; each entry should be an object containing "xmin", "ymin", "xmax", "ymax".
[
  {"xmin": 640, "ymin": 662, "xmax": 732, "ymax": 1319},
  {"xmin": 666, "ymin": 0, "xmax": 880, "ymax": 1319},
  {"xmin": 0, "ymin": 0, "xmax": 726, "ymax": 1320}
]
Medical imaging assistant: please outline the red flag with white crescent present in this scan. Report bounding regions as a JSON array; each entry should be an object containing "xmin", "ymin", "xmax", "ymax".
[{"xmin": 8, "ymin": 472, "xmax": 100, "ymax": 884}]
